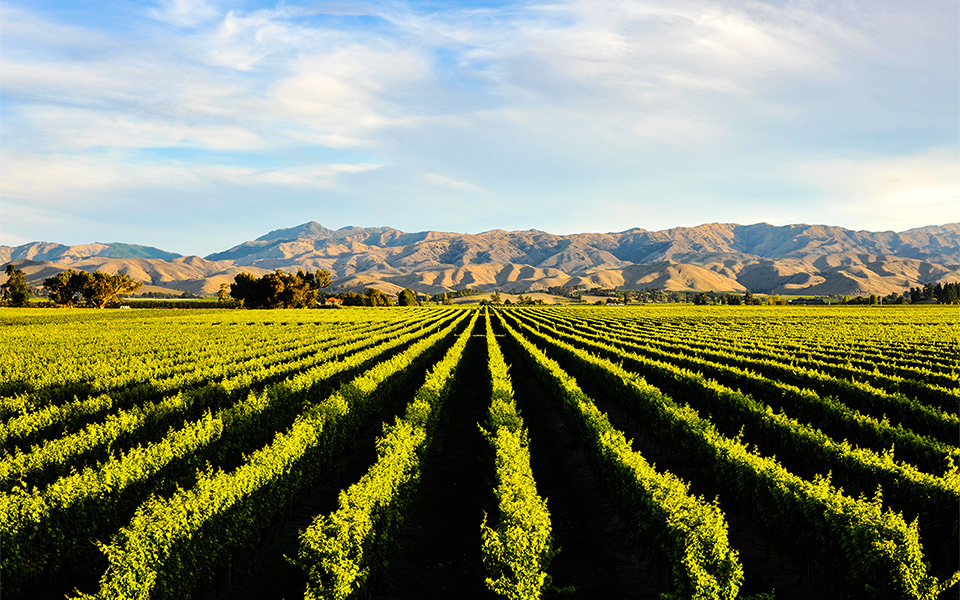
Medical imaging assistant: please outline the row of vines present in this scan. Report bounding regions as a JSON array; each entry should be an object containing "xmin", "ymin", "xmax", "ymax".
[{"xmin": 1, "ymin": 305, "xmax": 957, "ymax": 599}]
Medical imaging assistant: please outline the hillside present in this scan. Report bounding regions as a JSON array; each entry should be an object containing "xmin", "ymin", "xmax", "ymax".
[
  {"xmin": 0, "ymin": 255, "xmax": 272, "ymax": 296},
  {"xmin": 3, "ymin": 222, "xmax": 958, "ymax": 296}
]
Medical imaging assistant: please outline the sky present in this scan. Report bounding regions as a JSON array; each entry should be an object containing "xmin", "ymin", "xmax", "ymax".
[{"xmin": 1, "ymin": 0, "xmax": 957, "ymax": 257}]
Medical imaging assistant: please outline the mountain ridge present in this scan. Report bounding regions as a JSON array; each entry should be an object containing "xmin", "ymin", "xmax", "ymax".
[{"xmin": 3, "ymin": 222, "xmax": 958, "ymax": 297}]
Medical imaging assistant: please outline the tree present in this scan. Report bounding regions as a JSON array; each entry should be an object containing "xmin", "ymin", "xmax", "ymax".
[
  {"xmin": 217, "ymin": 283, "xmax": 232, "ymax": 303},
  {"xmin": 256, "ymin": 271, "xmax": 289, "ymax": 309},
  {"xmin": 1, "ymin": 265, "xmax": 33, "ymax": 307},
  {"xmin": 43, "ymin": 269, "xmax": 140, "ymax": 308},
  {"xmin": 944, "ymin": 282, "xmax": 960, "ymax": 304},
  {"xmin": 230, "ymin": 269, "xmax": 333, "ymax": 309},
  {"xmin": 397, "ymin": 288, "xmax": 418, "ymax": 306},
  {"xmin": 491, "ymin": 290, "xmax": 502, "ymax": 304},
  {"xmin": 335, "ymin": 291, "xmax": 365, "ymax": 306},
  {"xmin": 44, "ymin": 269, "xmax": 92, "ymax": 306},
  {"xmin": 364, "ymin": 288, "xmax": 392, "ymax": 306},
  {"xmin": 230, "ymin": 272, "xmax": 263, "ymax": 308},
  {"xmin": 269, "ymin": 270, "xmax": 319, "ymax": 308},
  {"xmin": 81, "ymin": 271, "xmax": 142, "ymax": 308},
  {"xmin": 315, "ymin": 269, "xmax": 333, "ymax": 290}
]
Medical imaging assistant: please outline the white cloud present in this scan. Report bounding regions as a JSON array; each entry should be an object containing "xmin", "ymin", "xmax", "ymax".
[
  {"xmin": 5, "ymin": 105, "xmax": 264, "ymax": 153},
  {"xmin": 0, "ymin": 150, "xmax": 381, "ymax": 203},
  {"xmin": 786, "ymin": 149, "xmax": 960, "ymax": 230},
  {"xmin": 423, "ymin": 173, "xmax": 484, "ymax": 192},
  {"xmin": 147, "ymin": 0, "xmax": 221, "ymax": 28},
  {"xmin": 266, "ymin": 45, "xmax": 431, "ymax": 146},
  {"xmin": 192, "ymin": 163, "xmax": 381, "ymax": 187},
  {"xmin": 1, "ymin": 0, "xmax": 862, "ymax": 159},
  {"xmin": 203, "ymin": 7, "xmax": 324, "ymax": 70}
]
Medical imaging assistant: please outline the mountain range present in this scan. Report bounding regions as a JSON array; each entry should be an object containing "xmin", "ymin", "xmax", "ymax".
[{"xmin": 2, "ymin": 222, "xmax": 958, "ymax": 297}]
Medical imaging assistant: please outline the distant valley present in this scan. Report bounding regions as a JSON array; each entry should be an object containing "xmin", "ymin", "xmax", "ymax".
[{"xmin": 2, "ymin": 221, "xmax": 958, "ymax": 297}]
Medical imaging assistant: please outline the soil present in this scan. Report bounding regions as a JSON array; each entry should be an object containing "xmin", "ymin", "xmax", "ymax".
[
  {"xmin": 525, "ymin": 329, "xmax": 836, "ymax": 599},
  {"xmin": 496, "ymin": 320, "xmax": 659, "ymax": 599},
  {"xmin": 208, "ymin": 336, "xmax": 455, "ymax": 600},
  {"xmin": 368, "ymin": 326, "xmax": 494, "ymax": 599}
]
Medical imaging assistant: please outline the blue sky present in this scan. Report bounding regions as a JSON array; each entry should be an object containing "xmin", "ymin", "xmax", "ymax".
[{"xmin": 1, "ymin": 0, "xmax": 957, "ymax": 256}]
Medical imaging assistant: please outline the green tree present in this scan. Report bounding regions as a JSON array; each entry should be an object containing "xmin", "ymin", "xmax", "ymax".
[
  {"xmin": 337, "ymin": 291, "xmax": 367, "ymax": 306},
  {"xmin": 397, "ymin": 288, "xmax": 418, "ymax": 306},
  {"xmin": 280, "ymin": 270, "xmax": 318, "ymax": 308},
  {"xmin": 1, "ymin": 265, "xmax": 33, "ymax": 307},
  {"xmin": 231, "ymin": 269, "xmax": 330, "ymax": 309},
  {"xmin": 217, "ymin": 283, "xmax": 231, "ymax": 303},
  {"xmin": 82, "ymin": 271, "xmax": 142, "ymax": 308},
  {"xmin": 44, "ymin": 269, "xmax": 92, "ymax": 306},
  {"xmin": 364, "ymin": 288, "xmax": 392, "ymax": 306},
  {"xmin": 315, "ymin": 269, "xmax": 333, "ymax": 290},
  {"xmin": 491, "ymin": 290, "xmax": 502, "ymax": 304},
  {"xmin": 230, "ymin": 272, "xmax": 263, "ymax": 308}
]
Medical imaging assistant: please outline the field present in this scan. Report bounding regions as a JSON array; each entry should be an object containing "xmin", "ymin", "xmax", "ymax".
[{"xmin": 1, "ymin": 305, "xmax": 958, "ymax": 600}]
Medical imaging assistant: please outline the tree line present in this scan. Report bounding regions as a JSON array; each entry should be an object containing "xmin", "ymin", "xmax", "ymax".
[
  {"xmin": 3, "ymin": 263, "xmax": 958, "ymax": 308},
  {"xmin": 227, "ymin": 269, "xmax": 333, "ymax": 309},
  {"xmin": 225, "ymin": 269, "xmax": 423, "ymax": 308},
  {"xmin": 1, "ymin": 265, "xmax": 142, "ymax": 308},
  {"xmin": 909, "ymin": 282, "xmax": 959, "ymax": 304}
]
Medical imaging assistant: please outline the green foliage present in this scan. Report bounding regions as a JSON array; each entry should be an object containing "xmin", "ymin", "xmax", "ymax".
[
  {"xmin": 1, "ymin": 264, "xmax": 33, "ymax": 306},
  {"xmin": 74, "ymin": 311, "xmax": 469, "ymax": 599},
  {"xmin": 499, "ymin": 311, "xmax": 744, "ymax": 600},
  {"xmin": 480, "ymin": 311, "xmax": 555, "ymax": 599},
  {"xmin": 333, "ymin": 288, "xmax": 395, "ymax": 307},
  {"xmin": 364, "ymin": 287, "xmax": 393, "ymax": 307},
  {"xmin": 41, "ymin": 269, "xmax": 141, "ymax": 307},
  {"xmin": 0, "ymin": 313, "xmax": 453, "ymax": 491},
  {"xmin": 230, "ymin": 269, "xmax": 330, "ymax": 308},
  {"xmin": 501, "ymin": 309, "xmax": 956, "ymax": 599},
  {"xmin": 396, "ymin": 287, "xmax": 419, "ymax": 306},
  {"xmin": 83, "ymin": 271, "xmax": 142, "ymax": 308},
  {"xmin": 1, "ymin": 305, "xmax": 957, "ymax": 599},
  {"xmin": 0, "ymin": 307, "xmax": 461, "ymax": 597},
  {"xmin": 43, "ymin": 269, "xmax": 92, "ymax": 306},
  {"xmin": 1, "ymin": 412, "xmax": 223, "ymax": 595},
  {"xmin": 298, "ymin": 311, "xmax": 477, "ymax": 599},
  {"xmin": 507, "ymin": 310, "xmax": 960, "ymax": 560}
]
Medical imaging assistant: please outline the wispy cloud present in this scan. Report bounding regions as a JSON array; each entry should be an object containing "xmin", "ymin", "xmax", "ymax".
[
  {"xmin": 147, "ymin": 0, "xmax": 220, "ymax": 28},
  {"xmin": 423, "ymin": 173, "xmax": 484, "ymax": 192},
  {"xmin": 786, "ymin": 148, "xmax": 960, "ymax": 231}
]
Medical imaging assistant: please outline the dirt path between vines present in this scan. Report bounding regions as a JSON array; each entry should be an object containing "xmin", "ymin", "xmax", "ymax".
[
  {"xmin": 497, "ymin": 320, "xmax": 659, "ymax": 599},
  {"xmin": 525, "ymin": 327, "xmax": 835, "ymax": 599},
  {"xmin": 209, "ymin": 336, "xmax": 458, "ymax": 600},
  {"xmin": 370, "ymin": 322, "xmax": 494, "ymax": 599}
]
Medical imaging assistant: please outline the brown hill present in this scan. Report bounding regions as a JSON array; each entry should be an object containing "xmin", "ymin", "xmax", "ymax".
[
  {"xmin": 3, "ymin": 256, "xmax": 271, "ymax": 296},
  {"xmin": 3, "ymin": 222, "xmax": 958, "ymax": 297}
]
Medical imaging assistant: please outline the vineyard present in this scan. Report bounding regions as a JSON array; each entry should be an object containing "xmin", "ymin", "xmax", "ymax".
[{"xmin": 1, "ymin": 305, "xmax": 958, "ymax": 600}]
